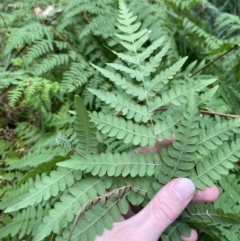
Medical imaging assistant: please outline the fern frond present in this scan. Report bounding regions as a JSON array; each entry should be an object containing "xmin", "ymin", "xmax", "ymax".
[
  {"xmin": 182, "ymin": 203, "xmax": 240, "ymax": 233},
  {"xmin": 192, "ymin": 139, "xmax": 240, "ymax": 189},
  {"xmin": 183, "ymin": 18, "xmax": 227, "ymax": 50},
  {"xmin": 5, "ymin": 167, "xmax": 76, "ymax": 212},
  {"xmin": 0, "ymin": 177, "xmax": 34, "ymax": 210},
  {"xmin": 0, "ymin": 205, "xmax": 50, "ymax": 240},
  {"xmin": 90, "ymin": 112, "xmax": 155, "ymax": 146},
  {"xmin": 4, "ymin": 23, "xmax": 53, "ymax": 55},
  {"xmin": 33, "ymin": 177, "xmax": 112, "ymax": 241},
  {"xmin": 8, "ymin": 85, "xmax": 24, "ymax": 107},
  {"xmin": 149, "ymin": 78, "xmax": 217, "ymax": 111},
  {"xmin": 24, "ymin": 40, "xmax": 54, "ymax": 63},
  {"xmin": 215, "ymin": 13, "xmax": 240, "ymax": 40},
  {"xmin": 74, "ymin": 96, "xmax": 98, "ymax": 156},
  {"xmin": 16, "ymin": 152, "xmax": 72, "ymax": 188},
  {"xmin": 56, "ymin": 193, "xmax": 130, "ymax": 241},
  {"xmin": 154, "ymin": 110, "xmax": 183, "ymax": 141},
  {"xmin": 61, "ymin": 61, "xmax": 91, "ymax": 92},
  {"xmin": 8, "ymin": 147, "xmax": 60, "ymax": 170},
  {"xmin": 161, "ymin": 221, "xmax": 190, "ymax": 241},
  {"xmin": 198, "ymin": 117, "xmax": 240, "ymax": 155},
  {"xmin": 147, "ymin": 56, "xmax": 188, "ymax": 94},
  {"xmin": 90, "ymin": 64, "xmax": 146, "ymax": 100},
  {"xmin": 33, "ymin": 54, "xmax": 70, "ymax": 76},
  {"xmin": 58, "ymin": 152, "xmax": 160, "ymax": 177},
  {"xmin": 66, "ymin": 185, "xmax": 131, "ymax": 241},
  {"xmin": 157, "ymin": 93, "xmax": 199, "ymax": 185},
  {"xmin": 122, "ymin": 176, "xmax": 155, "ymax": 205},
  {"xmin": 218, "ymin": 174, "xmax": 240, "ymax": 205},
  {"xmin": 88, "ymin": 88, "xmax": 150, "ymax": 122}
]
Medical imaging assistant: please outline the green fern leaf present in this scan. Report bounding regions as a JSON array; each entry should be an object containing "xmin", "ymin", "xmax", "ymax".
[
  {"xmin": 198, "ymin": 117, "xmax": 240, "ymax": 155},
  {"xmin": 74, "ymin": 95, "xmax": 98, "ymax": 156},
  {"xmin": 5, "ymin": 167, "xmax": 76, "ymax": 212},
  {"xmin": 149, "ymin": 78, "xmax": 217, "ymax": 111},
  {"xmin": 0, "ymin": 205, "xmax": 49, "ymax": 239},
  {"xmin": 192, "ymin": 139, "xmax": 240, "ymax": 189},
  {"xmin": 33, "ymin": 177, "xmax": 112, "ymax": 241},
  {"xmin": 88, "ymin": 88, "xmax": 150, "ymax": 122},
  {"xmin": 218, "ymin": 174, "xmax": 240, "ymax": 205},
  {"xmin": 147, "ymin": 57, "xmax": 188, "ymax": 95},
  {"xmin": 57, "ymin": 152, "xmax": 160, "ymax": 177},
  {"xmin": 107, "ymin": 63, "xmax": 143, "ymax": 81},
  {"xmin": 161, "ymin": 221, "xmax": 190, "ymax": 241},
  {"xmin": 199, "ymin": 85, "xmax": 219, "ymax": 107},
  {"xmin": 154, "ymin": 110, "xmax": 183, "ymax": 140},
  {"xmin": 157, "ymin": 92, "xmax": 199, "ymax": 185},
  {"xmin": 122, "ymin": 176, "xmax": 155, "ymax": 205},
  {"xmin": 56, "ymin": 190, "xmax": 130, "ymax": 241},
  {"xmin": 182, "ymin": 203, "xmax": 240, "ymax": 230},
  {"xmin": 90, "ymin": 112, "xmax": 156, "ymax": 146},
  {"xmin": 16, "ymin": 152, "xmax": 72, "ymax": 188},
  {"xmin": 90, "ymin": 64, "xmax": 146, "ymax": 100}
]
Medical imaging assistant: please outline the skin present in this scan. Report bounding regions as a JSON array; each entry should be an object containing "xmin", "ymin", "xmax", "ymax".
[{"xmin": 95, "ymin": 139, "xmax": 219, "ymax": 241}]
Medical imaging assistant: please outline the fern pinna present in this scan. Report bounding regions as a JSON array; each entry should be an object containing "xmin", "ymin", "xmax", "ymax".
[{"xmin": 2, "ymin": 1, "xmax": 240, "ymax": 241}]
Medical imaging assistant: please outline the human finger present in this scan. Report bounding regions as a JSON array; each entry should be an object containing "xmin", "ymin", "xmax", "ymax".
[
  {"xmin": 123, "ymin": 178, "xmax": 195, "ymax": 241},
  {"xmin": 181, "ymin": 229, "xmax": 198, "ymax": 241},
  {"xmin": 192, "ymin": 185, "xmax": 219, "ymax": 203}
]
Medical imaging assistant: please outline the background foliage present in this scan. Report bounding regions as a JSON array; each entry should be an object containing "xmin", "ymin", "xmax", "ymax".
[{"xmin": 1, "ymin": 0, "xmax": 240, "ymax": 240}]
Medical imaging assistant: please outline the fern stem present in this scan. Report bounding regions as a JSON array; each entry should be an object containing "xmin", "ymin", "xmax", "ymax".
[
  {"xmin": 190, "ymin": 44, "xmax": 238, "ymax": 77},
  {"xmin": 5, "ymin": 11, "xmax": 64, "ymax": 71},
  {"xmin": 156, "ymin": 107, "xmax": 239, "ymax": 118},
  {"xmin": 200, "ymin": 110, "xmax": 239, "ymax": 118}
]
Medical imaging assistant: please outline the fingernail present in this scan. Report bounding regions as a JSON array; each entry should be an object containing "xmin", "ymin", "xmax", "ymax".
[{"xmin": 173, "ymin": 178, "xmax": 195, "ymax": 201}]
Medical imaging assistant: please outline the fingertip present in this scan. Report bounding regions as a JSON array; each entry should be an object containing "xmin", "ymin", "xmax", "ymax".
[
  {"xmin": 127, "ymin": 178, "xmax": 195, "ymax": 240},
  {"xmin": 181, "ymin": 229, "xmax": 198, "ymax": 241},
  {"xmin": 192, "ymin": 185, "xmax": 219, "ymax": 203}
]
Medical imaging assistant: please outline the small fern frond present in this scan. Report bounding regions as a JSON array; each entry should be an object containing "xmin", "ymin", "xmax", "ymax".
[
  {"xmin": 88, "ymin": 88, "xmax": 150, "ymax": 122},
  {"xmin": 0, "ymin": 178, "xmax": 34, "ymax": 210},
  {"xmin": 74, "ymin": 96, "xmax": 98, "ymax": 156},
  {"xmin": 0, "ymin": 205, "xmax": 50, "ymax": 240},
  {"xmin": 66, "ymin": 184, "xmax": 131, "ymax": 241},
  {"xmin": 117, "ymin": 0, "xmax": 149, "ymax": 51},
  {"xmin": 122, "ymin": 176, "xmax": 155, "ymax": 205},
  {"xmin": 90, "ymin": 64, "xmax": 146, "ymax": 100},
  {"xmin": 16, "ymin": 152, "xmax": 72, "ymax": 188},
  {"xmin": 192, "ymin": 139, "xmax": 240, "ymax": 189},
  {"xmin": 198, "ymin": 117, "xmax": 240, "ymax": 155},
  {"xmin": 161, "ymin": 221, "xmax": 190, "ymax": 241},
  {"xmin": 183, "ymin": 18, "xmax": 227, "ymax": 50},
  {"xmin": 182, "ymin": 203, "xmax": 240, "ymax": 235},
  {"xmin": 154, "ymin": 110, "xmax": 183, "ymax": 141},
  {"xmin": 215, "ymin": 13, "xmax": 240, "ymax": 40},
  {"xmin": 157, "ymin": 93, "xmax": 199, "ymax": 185},
  {"xmin": 149, "ymin": 78, "xmax": 217, "ymax": 112},
  {"xmin": 33, "ymin": 177, "xmax": 112, "ymax": 241},
  {"xmin": 147, "ymin": 57, "xmax": 188, "ymax": 95},
  {"xmin": 5, "ymin": 167, "xmax": 76, "ymax": 212},
  {"xmin": 61, "ymin": 61, "xmax": 91, "ymax": 92},
  {"xmin": 111, "ymin": 34, "xmax": 167, "ymax": 67},
  {"xmin": 56, "ymin": 194, "xmax": 130, "ymax": 241},
  {"xmin": 218, "ymin": 174, "xmax": 240, "ymax": 205},
  {"xmin": 58, "ymin": 152, "xmax": 160, "ymax": 177},
  {"xmin": 90, "ymin": 112, "xmax": 155, "ymax": 146},
  {"xmin": 33, "ymin": 54, "xmax": 70, "ymax": 76},
  {"xmin": 8, "ymin": 85, "xmax": 24, "ymax": 107}
]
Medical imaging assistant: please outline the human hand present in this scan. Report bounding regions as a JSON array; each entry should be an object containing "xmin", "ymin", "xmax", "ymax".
[
  {"xmin": 95, "ymin": 139, "xmax": 219, "ymax": 241},
  {"xmin": 95, "ymin": 178, "xmax": 219, "ymax": 241}
]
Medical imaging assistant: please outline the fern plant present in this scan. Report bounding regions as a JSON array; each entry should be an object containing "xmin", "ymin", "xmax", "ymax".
[{"xmin": 2, "ymin": 1, "xmax": 240, "ymax": 241}]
